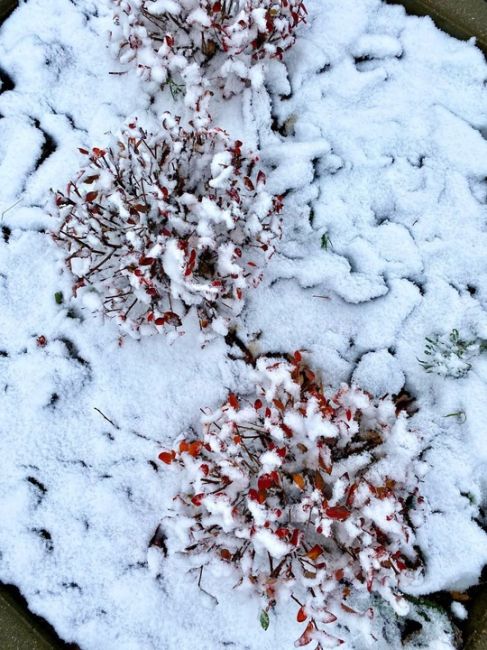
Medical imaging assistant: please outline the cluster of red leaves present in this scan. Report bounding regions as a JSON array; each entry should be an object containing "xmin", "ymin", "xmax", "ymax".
[
  {"xmin": 159, "ymin": 354, "xmax": 424, "ymax": 647},
  {"xmin": 111, "ymin": 0, "xmax": 307, "ymax": 99},
  {"xmin": 53, "ymin": 114, "xmax": 282, "ymax": 338}
]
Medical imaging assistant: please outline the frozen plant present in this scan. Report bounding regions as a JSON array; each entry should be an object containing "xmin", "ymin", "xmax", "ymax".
[
  {"xmin": 419, "ymin": 329, "xmax": 486, "ymax": 379},
  {"xmin": 158, "ymin": 353, "xmax": 425, "ymax": 647},
  {"xmin": 110, "ymin": 0, "xmax": 307, "ymax": 108},
  {"xmin": 53, "ymin": 114, "xmax": 282, "ymax": 338}
]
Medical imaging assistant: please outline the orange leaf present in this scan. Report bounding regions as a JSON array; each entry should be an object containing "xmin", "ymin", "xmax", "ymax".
[
  {"xmin": 158, "ymin": 451, "xmax": 175, "ymax": 464},
  {"xmin": 314, "ymin": 471, "xmax": 325, "ymax": 492},
  {"xmin": 293, "ymin": 473, "xmax": 305, "ymax": 490},
  {"xmin": 306, "ymin": 544, "xmax": 323, "ymax": 561},
  {"xmin": 188, "ymin": 441, "xmax": 203, "ymax": 457}
]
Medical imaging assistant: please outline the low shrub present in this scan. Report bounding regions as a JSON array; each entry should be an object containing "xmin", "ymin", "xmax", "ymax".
[
  {"xmin": 53, "ymin": 114, "xmax": 282, "ymax": 338},
  {"xmin": 110, "ymin": 0, "xmax": 307, "ymax": 103},
  {"xmin": 159, "ymin": 353, "xmax": 425, "ymax": 646}
]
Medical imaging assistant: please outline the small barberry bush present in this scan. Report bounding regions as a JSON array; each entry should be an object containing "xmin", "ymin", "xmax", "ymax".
[
  {"xmin": 53, "ymin": 114, "xmax": 281, "ymax": 338},
  {"xmin": 110, "ymin": 0, "xmax": 307, "ymax": 104},
  {"xmin": 158, "ymin": 354, "xmax": 425, "ymax": 647}
]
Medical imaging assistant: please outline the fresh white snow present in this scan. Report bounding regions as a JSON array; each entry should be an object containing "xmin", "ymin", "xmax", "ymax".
[{"xmin": 0, "ymin": 0, "xmax": 486, "ymax": 648}]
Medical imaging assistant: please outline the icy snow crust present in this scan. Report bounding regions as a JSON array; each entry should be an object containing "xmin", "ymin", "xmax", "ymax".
[{"xmin": 0, "ymin": 0, "xmax": 486, "ymax": 648}]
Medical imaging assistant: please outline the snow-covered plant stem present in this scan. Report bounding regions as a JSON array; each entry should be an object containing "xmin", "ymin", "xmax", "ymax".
[{"xmin": 158, "ymin": 353, "xmax": 425, "ymax": 647}]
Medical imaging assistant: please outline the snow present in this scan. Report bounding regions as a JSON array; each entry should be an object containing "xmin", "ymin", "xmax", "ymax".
[{"xmin": 0, "ymin": 0, "xmax": 486, "ymax": 648}]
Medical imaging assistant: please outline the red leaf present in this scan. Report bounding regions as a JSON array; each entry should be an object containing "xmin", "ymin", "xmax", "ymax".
[
  {"xmin": 257, "ymin": 170, "xmax": 266, "ymax": 186},
  {"xmin": 132, "ymin": 203, "xmax": 149, "ymax": 213},
  {"xmin": 294, "ymin": 621, "xmax": 315, "ymax": 647},
  {"xmin": 200, "ymin": 463, "xmax": 209, "ymax": 476},
  {"xmin": 281, "ymin": 423, "xmax": 293, "ymax": 438},
  {"xmin": 83, "ymin": 174, "xmax": 99, "ymax": 185},
  {"xmin": 296, "ymin": 606, "xmax": 307, "ymax": 623},
  {"xmin": 325, "ymin": 506, "xmax": 350, "ymax": 521},
  {"xmin": 258, "ymin": 474, "xmax": 274, "ymax": 491},
  {"xmin": 322, "ymin": 611, "xmax": 337, "ymax": 624},
  {"xmin": 191, "ymin": 493, "xmax": 205, "ymax": 507},
  {"xmin": 163, "ymin": 311, "xmax": 182, "ymax": 327},
  {"xmin": 158, "ymin": 451, "xmax": 175, "ymax": 465},
  {"xmin": 346, "ymin": 483, "xmax": 358, "ymax": 507},
  {"xmin": 254, "ymin": 399, "xmax": 263, "ymax": 410},
  {"xmin": 85, "ymin": 191, "xmax": 98, "ymax": 202},
  {"xmin": 139, "ymin": 257, "xmax": 155, "ymax": 266},
  {"xmin": 78, "ymin": 147, "xmax": 89, "ymax": 155},
  {"xmin": 243, "ymin": 176, "xmax": 255, "ymax": 191},
  {"xmin": 257, "ymin": 489, "xmax": 267, "ymax": 504},
  {"xmin": 228, "ymin": 393, "xmax": 239, "ymax": 409},
  {"xmin": 304, "ymin": 368, "xmax": 315, "ymax": 382},
  {"xmin": 220, "ymin": 548, "xmax": 232, "ymax": 561}
]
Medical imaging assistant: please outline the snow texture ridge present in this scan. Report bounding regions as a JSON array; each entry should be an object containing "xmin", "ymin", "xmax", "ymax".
[{"xmin": 0, "ymin": 0, "xmax": 486, "ymax": 648}]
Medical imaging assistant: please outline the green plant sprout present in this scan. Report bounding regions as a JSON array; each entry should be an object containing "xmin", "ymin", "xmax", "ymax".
[{"xmin": 419, "ymin": 329, "xmax": 486, "ymax": 378}]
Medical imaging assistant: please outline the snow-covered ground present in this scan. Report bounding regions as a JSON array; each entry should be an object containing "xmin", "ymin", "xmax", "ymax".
[{"xmin": 0, "ymin": 0, "xmax": 486, "ymax": 648}]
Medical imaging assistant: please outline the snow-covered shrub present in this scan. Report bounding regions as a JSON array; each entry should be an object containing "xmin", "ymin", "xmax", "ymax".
[
  {"xmin": 419, "ymin": 329, "xmax": 486, "ymax": 379},
  {"xmin": 110, "ymin": 0, "xmax": 307, "ymax": 105},
  {"xmin": 53, "ymin": 114, "xmax": 282, "ymax": 338},
  {"xmin": 158, "ymin": 354, "xmax": 425, "ymax": 646}
]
